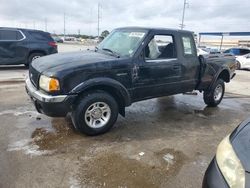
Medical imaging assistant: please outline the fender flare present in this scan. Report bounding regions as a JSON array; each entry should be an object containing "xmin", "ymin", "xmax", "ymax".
[
  {"xmin": 70, "ymin": 77, "xmax": 131, "ymax": 106},
  {"xmin": 208, "ymin": 67, "xmax": 230, "ymax": 90}
]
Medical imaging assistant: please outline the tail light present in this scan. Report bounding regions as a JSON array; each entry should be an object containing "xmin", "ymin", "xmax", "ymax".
[{"xmin": 48, "ymin": 41, "xmax": 57, "ymax": 48}]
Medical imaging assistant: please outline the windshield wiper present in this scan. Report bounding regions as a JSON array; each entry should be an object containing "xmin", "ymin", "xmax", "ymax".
[{"xmin": 101, "ymin": 48, "xmax": 120, "ymax": 58}]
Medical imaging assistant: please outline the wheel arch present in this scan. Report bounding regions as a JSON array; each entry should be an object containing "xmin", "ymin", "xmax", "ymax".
[
  {"xmin": 28, "ymin": 50, "xmax": 47, "ymax": 58},
  {"xmin": 217, "ymin": 69, "xmax": 230, "ymax": 83},
  {"xmin": 71, "ymin": 78, "xmax": 131, "ymax": 117},
  {"xmin": 207, "ymin": 68, "xmax": 230, "ymax": 91}
]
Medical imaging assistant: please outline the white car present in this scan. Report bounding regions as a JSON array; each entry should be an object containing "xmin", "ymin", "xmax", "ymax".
[
  {"xmin": 197, "ymin": 48, "xmax": 209, "ymax": 56},
  {"xmin": 236, "ymin": 53, "xmax": 250, "ymax": 69}
]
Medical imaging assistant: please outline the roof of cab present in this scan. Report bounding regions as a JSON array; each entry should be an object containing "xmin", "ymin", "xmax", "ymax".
[{"xmin": 115, "ymin": 26, "xmax": 193, "ymax": 34}]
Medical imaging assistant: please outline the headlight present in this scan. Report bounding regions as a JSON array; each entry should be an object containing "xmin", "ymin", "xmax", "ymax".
[
  {"xmin": 216, "ymin": 135, "xmax": 245, "ymax": 188},
  {"xmin": 39, "ymin": 75, "xmax": 60, "ymax": 92}
]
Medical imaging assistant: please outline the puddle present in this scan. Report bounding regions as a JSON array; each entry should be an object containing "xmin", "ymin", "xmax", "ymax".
[
  {"xmin": 31, "ymin": 118, "xmax": 81, "ymax": 151},
  {"xmin": 77, "ymin": 149, "xmax": 187, "ymax": 188},
  {"xmin": 0, "ymin": 109, "xmax": 39, "ymax": 117},
  {"xmin": 155, "ymin": 148, "xmax": 187, "ymax": 172},
  {"xmin": 193, "ymin": 107, "xmax": 218, "ymax": 118},
  {"xmin": 7, "ymin": 139, "xmax": 54, "ymax": 157},
  {"xmin": 8, "ymin": 116, "xmax": 83, "ymax": 156}
]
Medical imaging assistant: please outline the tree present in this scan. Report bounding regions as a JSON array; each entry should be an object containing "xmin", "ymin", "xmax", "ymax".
[{"xmin": 101, "ymin": 30, "xmax": 110, "ymax": 38}]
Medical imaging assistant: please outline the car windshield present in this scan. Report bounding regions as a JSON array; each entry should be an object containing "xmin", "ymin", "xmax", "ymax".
[{"xmin": 97, "ymin": 30, "xmax": 147, "ymax": 57}]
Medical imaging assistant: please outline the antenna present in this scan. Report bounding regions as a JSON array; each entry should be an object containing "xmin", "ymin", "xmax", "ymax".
[{"xmin": 180, "ymin": 0, "xmax": 188, "ymax": 30}]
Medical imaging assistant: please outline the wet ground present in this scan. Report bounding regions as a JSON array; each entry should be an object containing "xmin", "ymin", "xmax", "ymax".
[{"xmin": 0, "ymin": 45, "xmax": 250, "ymax": 188}]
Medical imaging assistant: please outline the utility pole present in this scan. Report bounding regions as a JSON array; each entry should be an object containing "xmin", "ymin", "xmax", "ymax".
[
  {"xmin": 63, "ymin": 12, "xmax": 66, "ymax": 39},
  {"xmin": 180, "ymin": 0, "xmax": 188, "ymax": 30},
  {"xmin": 97, "ymin": 3, "xmax": 100, "ymax": 38},
  {"xmin": 45, "ymin": 18, "xmax": 47, "ymax": 32},
  {"xmin": 89, "ymin": 7, "xmax": 93, "ymax": 38}
]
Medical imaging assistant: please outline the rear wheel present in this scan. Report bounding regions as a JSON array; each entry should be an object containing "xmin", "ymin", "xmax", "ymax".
[
  {"xmin": 25, "ymin": 52, "xmax": 44, "ymax": 67},
  {"xmin": 71, "ymin": 91, "xmax": 119, "ymax": 136},
  {"xmin": 236, "ymin": 61, "xmax": 241, "ymax": 70},
  {"xmin": 203, "ymin": 79, "xmax": 225, "ymax": 107}
]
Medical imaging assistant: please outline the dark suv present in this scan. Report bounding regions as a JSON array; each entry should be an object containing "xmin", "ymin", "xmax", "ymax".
[{"xmin": 0, "ymin": 27, "xmax": 58, "ymax": 66}]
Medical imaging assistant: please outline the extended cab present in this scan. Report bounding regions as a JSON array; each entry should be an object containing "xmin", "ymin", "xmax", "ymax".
[{"xmin": 25, "ymin": 27, "xmax": 236, "ymax": 135}]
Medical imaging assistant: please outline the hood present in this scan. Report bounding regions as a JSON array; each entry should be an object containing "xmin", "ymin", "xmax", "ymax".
[
  {"xmin": 230, "ymin": 118, "xmax": 250, "ymax": 172},
  {"xmin": 31, "ymin": 50, "xmax": 117, "ymax": 74}
]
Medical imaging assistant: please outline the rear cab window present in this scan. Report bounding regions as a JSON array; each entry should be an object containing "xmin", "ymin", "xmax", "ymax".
[
  {"xmin": 0, "ymin": 29, "xmax": 24, "ymax": 41},
  {"xmin": 181, "ymin": 35, "xmax": 196, "ymax": 56}
]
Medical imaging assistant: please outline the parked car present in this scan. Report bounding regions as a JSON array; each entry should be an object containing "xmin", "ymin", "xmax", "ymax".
[
  {"xmin": 198, "ymin": 48, "xmax": 221, "ymax": 56},
  {"xmin": 207, "ymin": 48, "xmax": 221, "ymax": 54},
  {"xmin": 25, "ymin": 27, "xmax": 236, "ymax": 136},
  {"xmin": 236, "ymin": 53, "xmax": 250, "ymax": 70},
  {"xmin": 223, "ymin": 47, "xmax": 250, "ymax": 57},
  {"xmin": 203, "ymin": 118, "xmax": 250, "ymax": 188},
  {"xmin": 52, "ymin": 36, "xmax": 63, "ymax": 43},
  {"xmin": 197, "ymin": 48, "xmax": 209, "ymax": 56},
  {"xmin": 0, "ymin": 27, "xmax": 57, "ymax": 66}
]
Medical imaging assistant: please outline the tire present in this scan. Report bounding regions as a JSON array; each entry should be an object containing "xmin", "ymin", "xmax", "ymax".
[
  {"xmin": 203, "ymin": 79, "xmax": 225, "ymax": 107},
  {"xmin": 236, "ymin": 61, "xmax": 241, "ymax": 70},
  {"xmin": 71, "ymin": 90, "xmax": 119, "ymax": 136},
  {"xmin": 25, "ymin": 52, "xmax": 44, "ymax": 67}
]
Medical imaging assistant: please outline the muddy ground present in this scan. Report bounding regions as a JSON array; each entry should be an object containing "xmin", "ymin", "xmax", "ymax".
[{"xmin": 0, "ymin": 44, "xmax": 250, "ymax": 188}]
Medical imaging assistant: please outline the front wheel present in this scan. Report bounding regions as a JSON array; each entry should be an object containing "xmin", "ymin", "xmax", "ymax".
[
  {"xmin": 203, "ymin": 79, "xmax": 225, "ymax": 107},
  {"xmin": 71, "ymin": 91, "xmax": 119, "ymax": 136}
]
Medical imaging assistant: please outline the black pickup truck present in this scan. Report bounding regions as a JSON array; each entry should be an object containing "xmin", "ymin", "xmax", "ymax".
[{"xmin": 25, "ymin": 27, "xmax": 236, "ymax": 135}]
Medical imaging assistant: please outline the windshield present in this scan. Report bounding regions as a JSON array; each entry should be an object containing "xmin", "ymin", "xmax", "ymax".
[{"xmin": 97, "ymin": 29, "xmax": 147, "ymax": 57}]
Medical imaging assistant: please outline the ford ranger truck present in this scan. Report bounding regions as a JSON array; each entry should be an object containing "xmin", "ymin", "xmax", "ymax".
[{"xmin": 25, "ymin": 27, "xmax": 236, "ymax": 135}]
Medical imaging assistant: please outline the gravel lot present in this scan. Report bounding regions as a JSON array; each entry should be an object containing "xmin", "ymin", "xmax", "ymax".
[{"xmin": 0, "ymin": 43, "xmax": 250, "ymax": 188}]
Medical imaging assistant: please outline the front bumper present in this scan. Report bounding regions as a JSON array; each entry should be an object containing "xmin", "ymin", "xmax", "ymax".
[
  {"xmin": 202, "ymin": 158, "xmax": 229, "ymax": 188},
  {"xmin": 25, "ymin": 78, "xmax": 77, "ymax": 117}
]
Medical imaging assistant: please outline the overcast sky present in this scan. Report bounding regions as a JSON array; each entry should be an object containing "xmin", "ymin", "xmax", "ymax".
[{"xmin": 0, "ymin": 0, "xmax": 249, "ymax": 35}]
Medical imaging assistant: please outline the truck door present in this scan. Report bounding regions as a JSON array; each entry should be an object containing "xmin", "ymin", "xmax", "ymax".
[
  {"xmin": 179, "ymin": 34, "xmax": 200, "ymax": 91},
  {"xmin": 132, "ymin": 32, "xmax": 183, "ymax": 101}
]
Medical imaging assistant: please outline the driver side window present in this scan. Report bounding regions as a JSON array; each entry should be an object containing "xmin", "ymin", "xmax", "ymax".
[{"xmin": 145, "ymin": 35, "xmax": 176, "ymax": 60}]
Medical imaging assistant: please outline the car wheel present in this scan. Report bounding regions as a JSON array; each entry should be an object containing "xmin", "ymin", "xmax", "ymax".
[
  {"xmin": 203, "ymin": 79, "xmax": 225, "ymax": 107},
  {"xmin": 236, "ymin": 61, "xmax": 241, "ymax": 70},
  {"xmin": 26, "ymin": 53, "xmax": 44, "ymax": 67},
  {"xmin": 71, "ymin": 90, "xmax": 119, "ymax": 136}
]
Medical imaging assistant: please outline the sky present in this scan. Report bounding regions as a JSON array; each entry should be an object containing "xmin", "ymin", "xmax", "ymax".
[{"xmin": 0, "ymin": 0, "xmax": 249, "ymax": 36}]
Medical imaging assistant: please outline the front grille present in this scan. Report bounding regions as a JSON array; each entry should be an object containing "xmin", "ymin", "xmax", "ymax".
[{"xmin": 29, "ymin": 65, "xmax": 40, "ymax": 89}]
